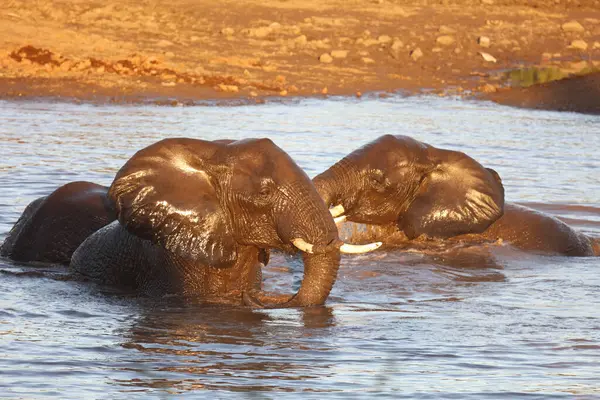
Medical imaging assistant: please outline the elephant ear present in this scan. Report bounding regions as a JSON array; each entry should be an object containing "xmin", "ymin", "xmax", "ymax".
[
  {"xmin": 108, "ymin": 138, "xmax": 238, "ymax": 267},
  {"xmin": 398, "ymin": 148, "xmax": 504, "ymax": 239}
]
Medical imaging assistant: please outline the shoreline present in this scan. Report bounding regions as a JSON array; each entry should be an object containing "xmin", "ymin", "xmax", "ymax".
[{"xmin": 1, "ymin": 0, "xmax": 599, "ymax": 112}]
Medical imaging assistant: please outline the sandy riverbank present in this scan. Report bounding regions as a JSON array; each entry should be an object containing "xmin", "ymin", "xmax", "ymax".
[{"xmin": 1, "ymin": 0, "xmax": 599, "ymax": 111}]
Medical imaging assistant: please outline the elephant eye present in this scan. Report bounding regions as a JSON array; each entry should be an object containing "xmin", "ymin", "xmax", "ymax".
[
  {"xmin": 258, "ymin": 180, "xmax": 273, "ymax": 197},
  {"xmin": 370, "ymin": 172, "xmax": 387, "ymax": 192}
]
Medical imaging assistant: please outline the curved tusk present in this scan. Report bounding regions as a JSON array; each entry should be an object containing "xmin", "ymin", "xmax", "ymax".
[
  {"xmin": 329, "ymin": 204, "xmax": 345, "ymax": 218},
  {"xmin": 340, "ymin": 241, "xmax": 382, "ymax": 254},
  {"xmin": 292, "ymin": 238, "xmax": 314, "ymax": 254},
  {"xmin": 334, "ymin": 215, "xmax": 347, "ymax": 224}
]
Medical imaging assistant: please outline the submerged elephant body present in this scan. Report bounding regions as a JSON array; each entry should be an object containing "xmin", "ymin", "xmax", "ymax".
[
  {"xmin": 62, "ymin": 137, "xmax": 353, "ymax": 307},
  {"xmin": 2, "ymin": 137, "xmax": 383, "ymax": 307},
  {"xmin": 315, "ymin": 135, "xmax": 599, "ymax": 257},
  {"xmin": 0, "ymin": 181, "xmax": 115, "ymax": 264},
  {"xmin": 461, "ymin": 203, "xmax": 600, "ymax": 257}
]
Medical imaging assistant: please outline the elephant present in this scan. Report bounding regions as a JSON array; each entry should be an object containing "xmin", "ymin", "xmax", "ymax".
[
  {"xmin": 0, "ymin": 181, "xmax": 116, "ymax": 264},
  {"xmin": 313, "ymin": 135, "xmax": 600, "ymax": 257},
  {"xmin": 69, "ymin": 137, "xmax": 379, "ymax": 307}
]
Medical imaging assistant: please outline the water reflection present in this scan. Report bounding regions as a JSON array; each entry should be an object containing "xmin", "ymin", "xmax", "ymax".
[{"xmin": 118, "ymin": 304, "xmax": 337, "ymax": 393}]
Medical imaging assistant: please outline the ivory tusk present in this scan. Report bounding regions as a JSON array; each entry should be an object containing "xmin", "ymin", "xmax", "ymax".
[
  {"xmin": 340, "ymin": 242, "xmax": 382, "ymax": 254},
  {"xmin": 334, "ymin": 215, "xmax": 347, "ymax": 224},
  {"xmin": 292, "ymin": 238, "xmax": 314, "ymax": 254},
  {"xmin": 329, "ymin": 204, "xmax": 345, "ymax": 218}
]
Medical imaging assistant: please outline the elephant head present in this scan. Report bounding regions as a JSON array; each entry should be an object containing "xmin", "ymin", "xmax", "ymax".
[
  {"xmin": 99, "ymin": 137, "xmax": 377, "ymax": 307},
  {"xmin": 313, "ymin": 135, "xmax": 505, "ymax": 239}
]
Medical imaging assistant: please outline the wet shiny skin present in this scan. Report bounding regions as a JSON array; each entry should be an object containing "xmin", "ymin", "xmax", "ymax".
[{"xmin": 1, "ymin": 98, "xmax": 599, "ymax": 397}]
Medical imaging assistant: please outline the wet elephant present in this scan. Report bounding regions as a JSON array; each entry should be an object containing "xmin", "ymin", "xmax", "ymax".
[
  {"xmin": 70, "ymin": 137, "xmax": 379, "ymax": 307},
  {"xmin": 0, "ymin": 181, "xmax": 116, "ymax": 264},
  {"xmin": 314, "ymin": 134, "xmax": 600, "ymax": 257}
]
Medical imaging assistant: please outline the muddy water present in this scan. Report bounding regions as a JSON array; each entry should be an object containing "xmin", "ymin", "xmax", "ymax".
[{"xmin": 0, "ymin": 97, "xmax": 599, "ymax": 398}]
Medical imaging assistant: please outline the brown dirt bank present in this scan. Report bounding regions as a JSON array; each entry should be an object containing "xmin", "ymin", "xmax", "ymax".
[{"xmin": 1, "ymin": 0, "xmax": 600, "ymax": 110}]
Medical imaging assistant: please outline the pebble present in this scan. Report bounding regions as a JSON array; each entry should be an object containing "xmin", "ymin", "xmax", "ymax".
[
  {"xmin": 157, "ymin": 40, "xmax": 174, "ymax": 47},
  {"xmin": 436, "ymin": 35, "xmax": 455, "ymax": 46},
  {"xmin": 562, "ymin": 21, "xmax": 585, "ymax": 33},
  {"xmin": 247, "ymin": 27, "xmax": 272, "ymax": 38},
  {"xmin": 331, "ymin": 50, "xmax": 349, "ymax": 59},
  {"xmin": 479, "ymin": 52, "xmax": 497, "ymax": 62},
  {"xmin": 221, "ymin": 27, "xmax": 235, "ymax": 36},
  {"xmin": 319, "ymin": 53, "xmax": 333, "ymax": 63},
  {"xmin": 410, "ymin": 47, "xmax": 423, "ymax": 61},
  {"xmin": 361, "ymin": 57, "xmax": 375, "ymax": 64},
  {"xmin": 378, "ymin": 35, "xmax": 392, "ymax": 44},
  {"xmin": 569, "ymin": 40, "xmax": 588, "ymax": 50},
  {"xmin": 217, "ymin": 84, "xmax": 239, "ymax": 92},
  {"xmin": 438, "ymin": 26, "xmax": 456, "ymax": 34},
  {"xmin": 478, "ymin": 36, "xmax": 491, "ymax": 48},
  {"xmin": 294, "ymin": 35, "xmax": 308, "ymax": 46},
  {"xmin": 162, "ymin": 81, "xmax": 176, "ymax": 87},
  {"xmin": 389, "ymin": 39, "xmax": 404, "ymax": 59}
]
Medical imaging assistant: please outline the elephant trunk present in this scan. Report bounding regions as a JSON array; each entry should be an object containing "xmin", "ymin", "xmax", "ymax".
[
  {"xmin": 282, "ymin": 249, "xmax": 341, "ymax": 307},
  {"xmin": 313, "ymin": 158, "xmax": 354, "ymax": 208}
]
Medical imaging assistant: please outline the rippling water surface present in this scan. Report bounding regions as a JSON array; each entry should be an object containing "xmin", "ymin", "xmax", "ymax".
[{"xmin": 1, "ymin": 97, "xmax": 599, "ymax": 399}]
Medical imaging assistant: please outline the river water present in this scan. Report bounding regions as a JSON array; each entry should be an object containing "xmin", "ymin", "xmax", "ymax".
[{"xmin": 0, "ymin": 97, "xmax": 599, "ymax": 399}]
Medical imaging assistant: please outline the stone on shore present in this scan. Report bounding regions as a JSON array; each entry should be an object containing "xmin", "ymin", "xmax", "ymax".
[
  {"xmin": 562, "ymin": 21, "xmax": 585, "ymax": 33},
  {"xmin": 478, "ymin": 36, "xmax": 491, "ymax": 48},
  {"xmin": 569, "ymin": 40, "xmax": 588, "ymax": 50},
  {"xmin": 319, "ymin": 53, "xmax": 333, "ymax": 63},
  {"xmin": 331, "ymin": 50, "xmax": 349, "ymax": 59},
  {"xmin": 436, "ymin": 35, "xmax": 455, "ymax": 46},
  {"xmin": 410, "ymin": 47, "xmax": 423, "ymax": 61}
]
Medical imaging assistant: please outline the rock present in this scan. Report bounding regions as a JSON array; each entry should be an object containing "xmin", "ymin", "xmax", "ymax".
[
  {"xmin": 217, "ymin": 84, "xmax": 239, "ymax": 92},
  {"xmin": 279, "ymin": 90, "xmax": 288, "ymax": 96},
  {"xmin": 432, "ymin": 47, "xmax": 442, "ymax": 53},
  {"xmin": 389, "ymin": 39, "xmax": 404, "ymax": 59},
  {"xmin": 378, "ymin": 35, "xmax": 392, "ymax": 44},
  {"xmin": 479, "ymin": 83, "xmax": 497, "ymax": 93},
  {"xmin": 190, "ymin": 36, "xmax": 201, "ymax": 42},
  {"xmin": 478, "ymin": 36, "xmax": 491, "ymax": 48},
  {"xmin": 594, "ymin": 41, "xmax": 600, "ymax": 49},
  {"xmin": 438, "ymin": 26, "xmax": 456, "ymax": 34},
  {"xmin": 294, "ymin": 35, "xmax": 308, "ymax": 47},
  {"xmin": 221, "ymin": 27, "xmax": 235, "ymax": 36},
  {"xmin": 454, "ymin": 47, "xmax": 462, "ymax": 54},
  {"xmin": 246, "ymin": 27, "xmax": 272, "ymax": 38},
  {"xmin": 361, "ymin": 57, "xmax": 375, "ymax": 64},
  {"xmin": 165, "ymin": 51, "xmax": 175, "ymax": 58},
  {"xmin": 436, "ymin": 35, "xmax": 455, "ymax": 46},
  {"xmin": 269, "ymin": 22, "xmax": 282, "ymax": 30},
  {"xmin": 331, "ymin": 50, "xmax": 349, "ymax": 59},
  {"xmin": 562, "ymin": 21, "xmax": 585, "ymax": 33},
  {"xmin": 157, "ymin": 40, "xmax": 174, "ymax": 47},
  {"xmin": 569, "ymin": 40, "xmax": 588, "ymax": 50},
  {"xmin": 479, "ymin": 52, "xmax": 497, "ymax": 62},
  {"xmin": 361, "ymin": 38, "xmax": 380, "ymax": 47},
  {"xmin": 410, "ymin": 47, "xmax": 423, "ymax": 61},
  {"xmin": 319, "ymin": 53, "xmax": 333, "ymax": 63},
  {"xmin": 481, "ymin": 0, "xmax": 494, "ymax": 4},
  {"xmin": 358, "ymin": 50, "xmax": 370, "ymax": 56}
]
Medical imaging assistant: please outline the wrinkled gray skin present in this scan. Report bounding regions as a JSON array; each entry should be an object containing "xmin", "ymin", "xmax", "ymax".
[
  {"xmin": 71, "ymin": 138, "xmax": 341, "ymax": 307},
  {"xmin": 314, "ymin": 135, "xmax": 600, "ymax": 257},
  {"xmin": 0, "ymin": 181, "xmax": 115, "ymax": 264}
]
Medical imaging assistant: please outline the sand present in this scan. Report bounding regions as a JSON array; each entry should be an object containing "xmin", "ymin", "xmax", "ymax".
[{"xmin": 1, "ymin": 0, "xmax": 599, "ymax": 112}]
